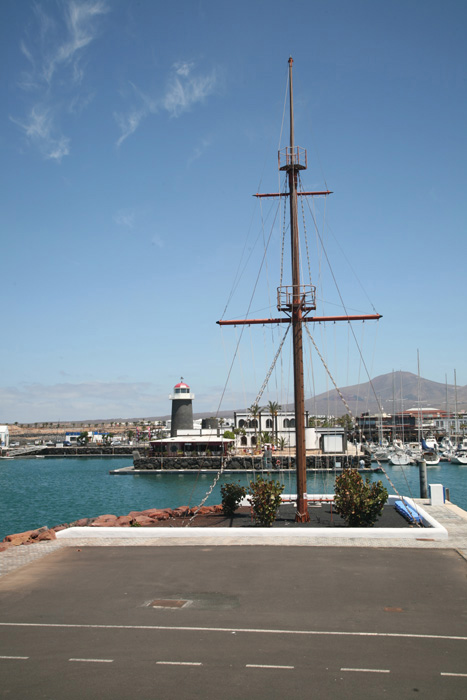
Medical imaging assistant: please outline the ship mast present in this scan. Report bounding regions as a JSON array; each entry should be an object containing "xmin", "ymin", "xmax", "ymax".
[
  {"xmin": 218, "ymin": 58, "xmax": 382, "ymax": 523},
  {"xmin": 286, "ymin": 57, "xmax": 309, "ymax": 521}
]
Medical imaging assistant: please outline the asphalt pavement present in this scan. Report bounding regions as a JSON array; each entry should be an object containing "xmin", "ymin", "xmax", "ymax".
[{"xmin": 1, "ymin": 545, "xmax": 467, "ymax": 699}]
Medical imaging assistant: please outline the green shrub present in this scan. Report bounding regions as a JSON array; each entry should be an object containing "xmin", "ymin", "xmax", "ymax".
[
  {"xmin": 249, "ymin": 476, "xmax": 284, "ymax": 527},
  {"xmin": 334, "ymin": 468, "xmax": 388, "ymax": 527},
  {"xmin": 220, "ymin": 482, "xmax": 247, "ymax": 516}
]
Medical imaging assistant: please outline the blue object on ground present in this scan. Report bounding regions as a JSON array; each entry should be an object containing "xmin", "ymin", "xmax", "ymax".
[{"xmin": 394, "ymin": 499, "xmax": 422, "ymax": 524}]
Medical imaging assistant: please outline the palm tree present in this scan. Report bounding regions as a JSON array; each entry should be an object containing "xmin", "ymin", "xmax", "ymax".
[
  {"xmin": 267, "ymin": 401, "xmax": 281, "ymax": 446},
  {"xmin": 248, "ymin": 404, "xmax": 261, "ymax": 450}
]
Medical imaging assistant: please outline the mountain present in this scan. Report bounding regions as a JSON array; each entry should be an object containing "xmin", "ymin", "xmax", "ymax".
[{"xmin": 299, "ymin": 371, "xmax": 467, "ymax": 417}]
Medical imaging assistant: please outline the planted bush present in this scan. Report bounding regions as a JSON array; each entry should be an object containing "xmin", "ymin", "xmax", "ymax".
[
  {"xmin": 249, "ymin": 476, "xmax": 284, "ymax": 527},
  {"xmin": 334, "ymin": 468, "xmax": 388, "ymax": 527},
  {"xmin": 221, "ymin": 482, "xmax": 247, "ymax": 516}
]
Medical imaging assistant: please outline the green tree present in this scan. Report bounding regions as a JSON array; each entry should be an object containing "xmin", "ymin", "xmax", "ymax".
[
  {"xmin": 267, "ymin": 401, "xmax": 281, "ymax": 445},
  {"xmin": 336, "ymin": 414, "xmax": 354, "ymax": 431},
  {"xmin": 249, "ymin": 476, "xmax": 285, "ymax": 527},
  {"xmin": 248, "ymin": 403, "xmax": 262, "ymax": 449},
  {"xmin": 334, "ymin": 469, "xmax": 388, "ymax": 527},
  {"xmin": 277, "ymin": 436, "xmax": 288, "ymax": 451},
  {"xmin": 77, "ymin": 431, "xmax": 89, "ymax": 445}
]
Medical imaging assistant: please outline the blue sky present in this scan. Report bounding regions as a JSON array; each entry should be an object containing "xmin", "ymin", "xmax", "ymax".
[{"xmin": 1, "ymin": 0, "xmax": 466, "ymax": 422}]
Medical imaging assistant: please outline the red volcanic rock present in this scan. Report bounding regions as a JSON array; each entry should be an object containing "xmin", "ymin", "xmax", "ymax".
[
  {"xmin": 36, "ymin": 529, "xmax": 57, "ymax": 541},
  {"xmin": 52, "ymin": 524, "xmax": 69, "ymax": 532},
  {"xmin": 195, "ymin": 506, "xmax": 216, "ymax": 515},
  {"xmin": 0, "ymin": 542, "xmax": 12, "ymax": 552},
  {"xmin": 91, "ymin": 514, "xmax": 118, "ymax": 527},
  {"xmin": 72, "ymin": 518, "xmax": 92, "ymax": 527},
  {"xmin": 127, "ymin": 511, "xmax": 146, "ymax": 520},
  {"xmin": 153, "ymin": 511, "xmax": 171, "ymax": 521},
  {"xmin": 3, "ymin": 529, "xmax": 38, "ymax": 545},
  {"xmin": 2, "ymin": 527, "xmax": 56, "ymax": 546},
  {"xmin": 131, "ymin": 515, "xmax": 155, "ymax": 527},
  {"xmin": 115, "ymin": 516, "xmax": 133, "ymax": 527},
  {"xmin": 172, "ymin": 506, "xmax": 192, "ymax": 518}
]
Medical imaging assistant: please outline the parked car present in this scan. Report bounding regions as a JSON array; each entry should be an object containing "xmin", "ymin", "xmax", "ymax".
[{"xmin": 63, "ymin": 441, "xmax": 72, "ymax": 446}]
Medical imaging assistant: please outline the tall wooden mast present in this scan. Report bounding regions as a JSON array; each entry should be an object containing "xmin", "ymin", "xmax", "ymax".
[
  {"xmin": 218, "ymin": 58, "xmax": 382, "ymax": 523},
  {"xmin": 286, "ymin": 57, "xmax": 309, "ymax": 521}
]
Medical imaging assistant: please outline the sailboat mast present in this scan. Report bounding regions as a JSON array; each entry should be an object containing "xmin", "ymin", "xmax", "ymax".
[{"xmin": 287, "ymin": 57, "xmax": 309, "ymax": 522}]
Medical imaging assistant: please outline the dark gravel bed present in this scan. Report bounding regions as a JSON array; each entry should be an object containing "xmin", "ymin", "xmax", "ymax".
[{"xmin": 168, "ymin": 503, "xmax": 417, "ymax": 529}]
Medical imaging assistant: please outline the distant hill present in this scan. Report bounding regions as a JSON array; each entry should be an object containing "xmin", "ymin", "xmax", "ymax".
[
  {"xmin": 220, "ymin": 371, "xmax": 467, "ymax": 419},
  {"xmin": 300, "ymin": 371, "xmax": 467, "ymax": 417}
]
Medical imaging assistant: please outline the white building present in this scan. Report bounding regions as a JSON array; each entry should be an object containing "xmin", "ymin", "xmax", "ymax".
[
  {"xmin": 233, "ymin": 410, "xmax": 348, "ymax": 452},
  {"xmin": 0, "ymin": 425, "xmax": 9, "ymax": 448}
]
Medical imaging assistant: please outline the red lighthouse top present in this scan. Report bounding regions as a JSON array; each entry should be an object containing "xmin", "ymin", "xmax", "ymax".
[
  {"xmin": 172, "ymin": 377, "xmax": 192, "ymax": 396},
  {"xmin": 174, "ymin": 378, "xmax": 190, "ymax": 391}
]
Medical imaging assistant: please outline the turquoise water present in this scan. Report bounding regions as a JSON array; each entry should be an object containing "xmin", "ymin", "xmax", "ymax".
[{"xmin": 1, "ymin": 457, "xmax": 466, "ymax": 540}]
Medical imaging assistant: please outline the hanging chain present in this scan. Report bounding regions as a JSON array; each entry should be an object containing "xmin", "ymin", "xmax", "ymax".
[
  {"xmin": 188, "ymin": 326, "xmax": 290, "ymax": 525},
  {"xmin": 187, "ymin": 456, "xmax": 226, "ymax": 524},
  {"xmin": 252, "ymin": 325, "xmax": 290, "ymax": 408}
]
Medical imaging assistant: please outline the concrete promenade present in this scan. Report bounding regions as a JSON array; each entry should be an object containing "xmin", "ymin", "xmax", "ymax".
[{"xmin": 1, "ymin": 500, "xmax": 467, "ymax": 578}]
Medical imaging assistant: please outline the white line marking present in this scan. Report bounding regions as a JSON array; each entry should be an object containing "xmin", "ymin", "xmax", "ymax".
[
  {"xmin": 341, "ymin": 667, "xmax": 390, "ymax": 674},
  {"xmin": 156, "ymin": 661, "xmax": 202, "ymax": 666},
  {"xmin": 69, "ymin": 658, "xmax": 114, "ymax": 663},
  {"xmin": 441, "ymin": 672, "xmax": 467, "ymax": 677},
  {"xmin": 0, "ymin": 622, "xmax": 466, "ymax": 642},
  {"xmin": 0, "ymin": 655, "xmax": 29, "ymax": 660},
  {"xmin": 246, "ymin": 664, "xmax": 294, "ymax": 669}
]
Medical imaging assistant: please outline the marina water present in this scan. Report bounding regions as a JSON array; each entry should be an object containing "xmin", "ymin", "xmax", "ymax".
[{"xmin": 1, "ymin": 457, "xmax": 467, "ymax": 541}]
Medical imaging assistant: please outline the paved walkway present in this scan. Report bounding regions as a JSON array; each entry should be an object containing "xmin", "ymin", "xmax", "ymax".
[{"xmin": 1, "ymin": 500, "xmax": 467, "ymax": 579}]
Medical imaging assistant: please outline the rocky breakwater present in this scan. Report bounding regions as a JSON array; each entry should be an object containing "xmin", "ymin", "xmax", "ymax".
[
  {"xmin": 0, "ymin": 505, "xmax": 224, "ymax": 551},
  {"xmin": 1, "ymin": 526, "xmax": 57, "ymax": 552}
]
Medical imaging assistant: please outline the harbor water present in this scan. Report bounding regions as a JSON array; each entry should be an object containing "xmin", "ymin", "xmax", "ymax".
[{"xmin": 1, "ymin": 456, "xmax": 467, "ymax": 541}]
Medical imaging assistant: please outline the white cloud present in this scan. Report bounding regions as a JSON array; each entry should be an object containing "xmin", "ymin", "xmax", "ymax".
[
  {"xmin": 43, "ymin": 0, "xmax": 109, "ymax": 85},
  {"xmin": 114, "ymin": 209, "xmax": 136, "ymax": 230},
  {"xmin": 13, "ymin": 1, "xmax": 109, "ymax": 160},
  {"xmin": 0, "ymin": 381, "xmax": 164, "ymax": 423},
  {"xmin": 114, "ymin": 108, "xmax": 147, "ymax": 147},
  {"xmin": 12, "ymin": 106, "xmax": 70, "ymax": 162},
  {"xmin": 115, "ymin": 61, "xmax": 218, "ymax": 145},
  {"xmin": 188, "ymin": 136, "xmax": 213, "ymax": 166},
  {"xmin": 163, "ymin": 69, "xmax": 217, "ymax": 118},
  {"xmin": 174, "ymin": 61, "xmax": 194, "ymax": 77}
]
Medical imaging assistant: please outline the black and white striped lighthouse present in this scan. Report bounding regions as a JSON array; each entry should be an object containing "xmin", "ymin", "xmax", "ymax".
[{"xmin": 169, "ymin": 378, "xmax": 195, "ymax": 437}]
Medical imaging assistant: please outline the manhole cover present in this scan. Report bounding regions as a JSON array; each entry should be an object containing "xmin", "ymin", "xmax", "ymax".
[{"xmin": 150, "ymin": 599, "xmax": 190, "ymax": 608}]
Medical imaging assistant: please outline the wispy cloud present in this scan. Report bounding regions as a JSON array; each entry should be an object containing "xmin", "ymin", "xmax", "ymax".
[
  {"xmin": 12, "ymin": 106, "xmax": 70, "ymax": 161},
  {"xmin": 113, "ymin": 209, "xmax": 136, "ymax": 230},
  {"xmin": 151, "ymin": 234, "xmax": 164, "ymax": 249},
  {"xmin": 0, "ymin": 381, "xmax": 163, "ymax": 423},
  {"xmin": 13, "ymin": 1, "xmax": 109, "ymax": 161},
  {"xmin": 115, "ymin": 61, "xmax": 218, "ymax": 146},
  {"xmin": 188, "ymin": 136, "xmax": 213, "ymax": 167}
]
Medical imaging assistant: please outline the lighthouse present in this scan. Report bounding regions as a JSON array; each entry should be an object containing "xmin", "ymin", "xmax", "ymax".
[{"xmin": 169, "ymin": 378, "xmax": 195, "ymax": 437}]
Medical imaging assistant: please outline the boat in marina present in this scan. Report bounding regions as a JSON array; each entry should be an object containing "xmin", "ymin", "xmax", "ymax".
[{"xmin": 450, "ymin": 450, "xmax": 467, "ymax": 465}]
